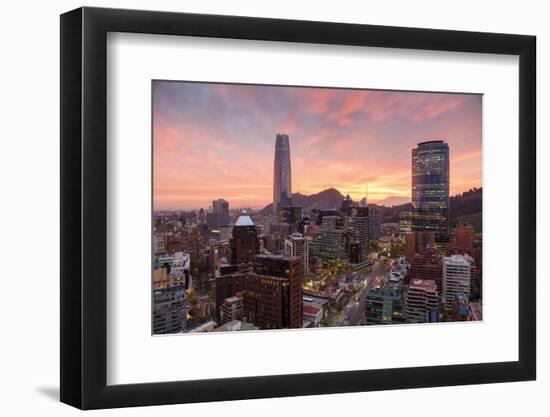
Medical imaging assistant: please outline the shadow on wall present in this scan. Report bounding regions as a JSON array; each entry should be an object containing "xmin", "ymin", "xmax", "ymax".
[{"xmin": 35, "ymin": 386, "xmax": 59, "ymax": 401}]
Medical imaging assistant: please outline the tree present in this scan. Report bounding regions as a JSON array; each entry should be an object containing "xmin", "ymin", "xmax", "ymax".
[
  {"xmin": 188, "ymin": 290, "xmax": 198, "ymax": 306},
  {"xmin": 389, "ymin": 240, "xmax": 405, "ymax": 258},
  {"xmin": 190, "ymin": 254, "xmax": 209, "ymax": 296}
]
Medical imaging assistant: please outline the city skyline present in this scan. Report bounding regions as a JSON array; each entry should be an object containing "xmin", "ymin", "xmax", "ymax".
[
  {"xmin": 153, "ymin": 100, "xmax": 483, "ymax": 333},
  {"xmin": 153, "ymin": 81, "xmax": 482, "ymax": 210}
]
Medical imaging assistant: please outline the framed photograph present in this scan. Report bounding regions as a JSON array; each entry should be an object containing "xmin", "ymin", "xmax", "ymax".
[{"xmin": 60, "ymin": 6, "xmax": 536, "ymax": 409}]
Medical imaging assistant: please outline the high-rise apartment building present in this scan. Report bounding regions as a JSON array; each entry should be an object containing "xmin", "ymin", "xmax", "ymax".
[
  {"xmin": 412, "ymin": 140, "xmax": 450, "ymax": 242},
  {"xmin": 345, "ymin": 206, "xmax": 369, "ymax": 264},
  {"xmin": 273, "ymin": 133, "xmax": 292, "ymax": 214},
  {"xmin": 368, "ymin": 206, "xmax": 381, "ymax": 241},
  {"xmin": 284, "ymin": 232, "xmax": 311, "ymax": 278},
  {"xmin": 206, "ymin": 198, "xmax": 230, "ymax": 228},
  {"xmin": 405, "ymin": 279, "xmax": 439, "ymax": 323},
  {"xmin": 442, "ymin": 254, "xmax": 471, "ymax": 311},
  {"xmin": 152, "ymin": 268, "xmax": 188, "ymax": 334}
]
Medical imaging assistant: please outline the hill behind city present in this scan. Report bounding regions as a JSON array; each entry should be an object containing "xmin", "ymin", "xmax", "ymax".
[{"xmin": 258, "ymin": 187, "xmax": 482, "ymax": 232}]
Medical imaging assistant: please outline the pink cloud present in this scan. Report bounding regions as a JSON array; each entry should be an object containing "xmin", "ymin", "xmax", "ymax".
[
  {"xmin": 298, "ymin": 89, "xmax": 339, "ymax": 114},
  {"xmin": 331, "ymin": 93, "xmax": 367, "ymax": 118},
  {"xmin": 153, "ymin": 82, "xmax": 481, "ymax": 209},
  {"xmin": 409, "ymin": 95, "xmax": 467, "ymax": 122}
]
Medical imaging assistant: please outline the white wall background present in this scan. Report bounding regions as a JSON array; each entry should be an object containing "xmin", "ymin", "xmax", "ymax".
[{"xmin": 0, "ymin": 0, "xmax": 545, "ymax": 415}]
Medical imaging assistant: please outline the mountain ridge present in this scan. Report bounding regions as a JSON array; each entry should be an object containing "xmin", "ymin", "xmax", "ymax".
[
  {"xmin": 257, "ymin": 187, "xmax": 482, "ymax": 228},
  {"xmin": 259, "ymin": 188, "xmax": 344, "ymax": 215},
  {"xmin": 373, "ymin": 195, "xmax": 411, "ymax": 207}
]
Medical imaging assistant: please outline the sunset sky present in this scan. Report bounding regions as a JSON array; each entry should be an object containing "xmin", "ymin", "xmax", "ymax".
[{"xmin": 153, "ymin": 81, "xmax": 482, "ymax": 210}]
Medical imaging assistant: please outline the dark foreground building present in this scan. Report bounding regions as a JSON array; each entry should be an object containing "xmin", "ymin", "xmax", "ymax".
[
  {"xmin": 215, "ymin": 272, "xmax": 248, "ymax": 318},
  {"xmin": 229, "ymin": 211, "xmax": 260, "ymax": 266},
  {"xmin": 214, "ymin": 254, "xmax": 302, "ymax": 329}
]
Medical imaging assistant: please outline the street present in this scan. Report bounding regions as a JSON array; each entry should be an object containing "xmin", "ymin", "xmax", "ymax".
[{"xmin": 346, "ymin": 261, "xmax": 388, "ymax": 326}]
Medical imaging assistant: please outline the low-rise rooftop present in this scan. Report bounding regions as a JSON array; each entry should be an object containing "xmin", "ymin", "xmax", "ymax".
[{"xmin": 410, "ymin": 279, "xmax": 437, "ymax": 292}]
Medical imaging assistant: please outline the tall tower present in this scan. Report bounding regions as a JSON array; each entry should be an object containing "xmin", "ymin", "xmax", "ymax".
[
  {"xmin": 411, "ymin": 140, "xmax": 450, "ymax": 243},
  {"xmin": 346, "ymin": 206, "xmax": 369, "ymax": 264},
  {"xmin": 273, "ymin": 133, "xmax": 292, "ymax": 215}
]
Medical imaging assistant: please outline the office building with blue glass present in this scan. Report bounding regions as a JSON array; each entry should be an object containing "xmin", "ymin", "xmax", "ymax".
[{"xmin": 411, "ymin": 140, "xmax": 450, "ymax": 243}]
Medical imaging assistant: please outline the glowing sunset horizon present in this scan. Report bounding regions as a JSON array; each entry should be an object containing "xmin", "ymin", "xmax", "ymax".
[{"xmin": 153, "ymin": 81, "xmax": 482, "ymax": 211}]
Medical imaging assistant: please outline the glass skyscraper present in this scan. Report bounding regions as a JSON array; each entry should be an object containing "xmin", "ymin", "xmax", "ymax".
[
  {"xmin": 411, "ymin": 140, "xmax": 450, "ymax": 242},
  {"xmin": 273, "ymin": 133, "xmax": 292, "ymax": 214}
]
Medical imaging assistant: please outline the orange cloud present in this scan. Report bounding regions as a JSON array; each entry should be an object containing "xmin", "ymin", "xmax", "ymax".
[
  {"xmin": 299, "ymin": 88, "xmax": 338, "ymax": 114},
  {"xmin": 153, "ymin": 81, "xmax": 482, "ymax": 209}
]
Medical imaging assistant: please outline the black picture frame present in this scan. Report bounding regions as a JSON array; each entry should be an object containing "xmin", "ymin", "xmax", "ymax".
[{"xmin": 60, "ymin": 6, "xmax": 536, "ymax": 410}]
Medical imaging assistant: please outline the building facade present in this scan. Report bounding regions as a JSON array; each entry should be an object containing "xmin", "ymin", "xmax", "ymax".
[
  {"xmin": 411, "ymin": 140, "xmax": 450, "ymax": 242},
  {"xmin": 405, "ymin": 279, "xmax": 439, "ymax": 323},
  {"xmin": 229, "ymin": 211, "xmax": 259, "ymax": 266},
  {"xmin": 246, "ymin": 255, "xmax": 303, "ymax": 329},
  {"xmin": 405, "ymin": 230, "xmax": 436, "ymax": 262},
  {"xmin": 365, "ymin": 286, "xmax": 405, "ymax": 325},
  {"xmin": 220, "ymin": 294, "xmax": 245, "ymax": 323},
  {"xmin": 152, "ymin": 268, "xmax": 188, "ymax": 334},
  {"xmin": 409, "ymin": 250, "xmax": 442, "ymax": 290},
  {"xmin": 282, "ymin": 205, "xmax": 302, "ymax": 225},
  {"xmin": 310, "ymin": 221, "xmax": 346, "ymax": 261},
  {"xmin": 449, "ymin": 223, "xmax": 475, "ymax": 256},
  {"xmin": 368, "ymin": 206, "xmax": 381, "ymax": 241},
  {"xmin": 284, "ymin": 232, "xmax": 311, "ymax": 278},
  {"xmin": 452, "ymin": 293, "xmax": 469, "ymax": 321},
  {"xmin": 215, "ymin": 273, "xmax": 248, "ymax": 320},
  {"xmin": 442, "ymin": 254, "xmax": 472, "ymax": 311},
  {"xmin": 206, "ymin": 198, "xmax": 230, "ymax": 228},
  {"xmin": 399, "ymin": 210, "xmax": 413, "ymax": 237},
  {"xmin": 214, "ymin": 255, "xmax": 302, "ymax": 330},
  {"xmin": 345, "ymin": 206, "xmax": 369, "ymax": 264}
]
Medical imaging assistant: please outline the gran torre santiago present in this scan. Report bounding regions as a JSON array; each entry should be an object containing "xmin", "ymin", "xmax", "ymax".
[{"xmin": 273, "ymin": 133, "xmax": 292, "ymax": 214}]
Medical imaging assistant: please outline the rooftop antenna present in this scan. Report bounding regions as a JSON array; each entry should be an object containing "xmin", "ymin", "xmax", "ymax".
[{"xmin": 365, "ymin": 184, "xmax": 368, "ymax": 206}]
